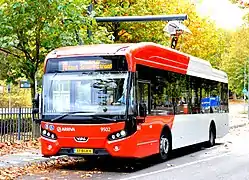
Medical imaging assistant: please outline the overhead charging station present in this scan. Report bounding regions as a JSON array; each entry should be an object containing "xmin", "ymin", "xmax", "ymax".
[{"xmin": 86, "ymin": 4, "xmax": 191, "ymax": 49}]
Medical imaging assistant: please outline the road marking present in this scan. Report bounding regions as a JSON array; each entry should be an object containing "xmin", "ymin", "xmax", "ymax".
[{"xmin": 120, "ymin": 152, "xmax": 231, "ymax": 180}]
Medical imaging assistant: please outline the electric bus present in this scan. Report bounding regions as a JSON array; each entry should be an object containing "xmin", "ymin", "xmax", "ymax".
[{"xmin": 33, "ymin": 42, "xmax": 229, "ymax": 161}]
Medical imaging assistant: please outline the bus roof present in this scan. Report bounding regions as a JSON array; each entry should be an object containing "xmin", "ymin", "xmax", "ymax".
[
  {"xmin": 46, "ymin": 43, "xmax": 133, "ymax": 58},
  {"xmin": 45, "ymin": 42, "xmax": 228, "ymax": 83}
]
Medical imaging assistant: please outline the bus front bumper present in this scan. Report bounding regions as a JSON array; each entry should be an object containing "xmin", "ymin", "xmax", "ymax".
[
  {"xmin": 40, "ymin": 121, "xmax": 159, "ymax": 158},
  {"xmin": 40, "ymin": 134, "xmax": 140, "ymax": 158}
]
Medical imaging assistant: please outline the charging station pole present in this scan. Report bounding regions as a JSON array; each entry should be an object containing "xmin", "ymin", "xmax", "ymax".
[{"xmin": 87, "ymin": 4, "xmax": 188, "ymax": 49}]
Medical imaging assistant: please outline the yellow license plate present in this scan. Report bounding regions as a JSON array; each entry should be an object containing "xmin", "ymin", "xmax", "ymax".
[{"xmin": 74, "ymin": 148, "xmax": 93, "ymax": 154}]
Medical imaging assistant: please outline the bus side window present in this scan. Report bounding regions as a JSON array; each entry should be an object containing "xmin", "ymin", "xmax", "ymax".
[{"xmin": 138, "ymin": 81, "xmax": 151, "ymax": 114}]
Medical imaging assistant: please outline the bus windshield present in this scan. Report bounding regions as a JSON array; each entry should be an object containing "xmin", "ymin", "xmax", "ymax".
[{"xmin": 42, "ymin": 71, "xmax": 130, "ymax": 116}]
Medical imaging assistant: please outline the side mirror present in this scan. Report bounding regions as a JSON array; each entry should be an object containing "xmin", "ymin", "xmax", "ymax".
[{"xmin": 139, "ymin": 103, "xmax": 147, "ymax": 117}]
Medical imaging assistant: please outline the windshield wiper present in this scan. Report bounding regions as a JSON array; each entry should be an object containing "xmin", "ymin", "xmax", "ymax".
[
  {"xmin": 51, "ymin": 111, "xmax": 117, "ymax": 122},
  {"xmin": 51, "ymin": 111, "xmax": 96, "ymax": 122},
  {"xmin": 93, "ymin": 115, "xmax": 116, "ymax": 122}
]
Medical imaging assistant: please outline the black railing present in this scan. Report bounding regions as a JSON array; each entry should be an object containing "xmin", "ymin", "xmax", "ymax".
[{"xmin": 0, "ymin": 108, "xmax": 40, "ymax": 143}]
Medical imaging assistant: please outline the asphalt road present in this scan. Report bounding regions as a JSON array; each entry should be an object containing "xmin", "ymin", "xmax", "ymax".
[{"xmin": 19, "ymin": 123, "xmax": 249, "ymax": 180}]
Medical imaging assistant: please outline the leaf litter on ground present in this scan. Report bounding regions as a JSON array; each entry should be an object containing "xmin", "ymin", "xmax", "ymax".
[
  {"xmin": 0, "ymin": 156, "xmax": 84, "ymax": 179},
  {"xmin": 0, "ymin": 138, "xmax": 41, "ymax": 156},
  {"xmin": 0, "ymin": 138, "xmax": 90, "ymax": 179}
]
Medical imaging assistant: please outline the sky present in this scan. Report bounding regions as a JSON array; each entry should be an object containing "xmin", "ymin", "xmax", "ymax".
[{"xmin": 195, "ymin": 0, "xmax": 246, "ymax": 30}]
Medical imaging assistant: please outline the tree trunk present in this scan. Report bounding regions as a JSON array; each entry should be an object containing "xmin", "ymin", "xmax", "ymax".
[
  {"xmin": 232, "ymin": 93, "xmax": 237, "ymax": 100},
  {"xmin": 30, "ymin": 73, "xmax": 36, "ymax": 102},
  {"xmin": 113, "ymin": 23, "xmax": 120, "ymax": 42}
]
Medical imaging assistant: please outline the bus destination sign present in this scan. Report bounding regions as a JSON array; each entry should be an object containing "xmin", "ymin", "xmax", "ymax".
[{"xmin": 59, "ymin": 60, "xmax": 112, "ymax": 71}]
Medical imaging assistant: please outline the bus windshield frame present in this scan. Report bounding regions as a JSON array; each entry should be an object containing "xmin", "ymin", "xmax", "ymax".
[{"xmin": 42, "ymin": 71, "xmax": 135, "ymax": 119}]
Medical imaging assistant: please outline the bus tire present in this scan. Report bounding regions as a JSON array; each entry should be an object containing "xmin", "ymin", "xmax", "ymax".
[
  {"xmin": 206, "ymin": 124, "xmax": 216, "ymax": 148},
  {"xmin": 157, "ymin": 130, "xmax": 172, "ymax": 162}
]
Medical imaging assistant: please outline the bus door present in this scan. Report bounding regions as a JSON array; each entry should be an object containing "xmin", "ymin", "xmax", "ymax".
[{"xmin": 137, "ymin": 80, "xmax": 155, "ymax": 144}]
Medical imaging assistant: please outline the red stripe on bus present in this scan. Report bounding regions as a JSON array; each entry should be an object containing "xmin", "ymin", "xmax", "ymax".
[{"xmin": 126, "ymin": 43, "xmax": 190, "ymax": 74}]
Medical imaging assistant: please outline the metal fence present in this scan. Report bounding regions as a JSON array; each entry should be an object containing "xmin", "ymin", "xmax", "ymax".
[{"xmin": 0, "ymin": 108, "xmax": 40, "ymax": 143}]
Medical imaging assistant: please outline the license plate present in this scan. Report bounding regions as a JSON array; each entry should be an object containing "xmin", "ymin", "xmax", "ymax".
[{"xmin": 74, "ymin": 148, "xmax": 93, "ymax": 154}]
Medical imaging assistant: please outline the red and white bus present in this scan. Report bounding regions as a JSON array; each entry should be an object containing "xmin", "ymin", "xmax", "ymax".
[{"xmin": 35, "ymin": 42, "xmax": 229, "ymax": 161}]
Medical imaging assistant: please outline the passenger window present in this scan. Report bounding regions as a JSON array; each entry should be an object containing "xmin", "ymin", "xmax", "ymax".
[{"xmin": 138, "ymin": 81, "xmax": 151, "ymax": 114}]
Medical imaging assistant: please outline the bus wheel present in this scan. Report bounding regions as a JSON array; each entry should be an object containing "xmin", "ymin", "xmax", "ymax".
[
  {"xmin": 206, "ymin": 125, "xmax": 216, "ymax": 147},
  {"xmin": 158, "ymin": 132, "xmax": 171, "ymax": 161}
]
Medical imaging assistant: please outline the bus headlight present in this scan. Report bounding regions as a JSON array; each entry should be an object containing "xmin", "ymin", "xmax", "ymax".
[
  {"xmin": 42, "ymin": 130, "xmax": 47, "ymax": 135},
  {"xmin": 108, "ymin": 130, "xmax": 127, "ymax": 141},
  {"xmin": 111, "ymin": 135, "xmax": 116, "ymax": 140},
  {"xmin": 120, "ymin": 130, "xmax": 126, "ymax": 136},
  {"xmin": 41, "ymin": 128, "xmax": 57, "ymax": 140}
]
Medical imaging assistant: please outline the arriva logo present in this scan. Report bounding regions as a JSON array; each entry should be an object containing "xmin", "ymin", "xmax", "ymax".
[{"xmin": 57, "ymin": 127, "xmax": 75, "ymax": 132}]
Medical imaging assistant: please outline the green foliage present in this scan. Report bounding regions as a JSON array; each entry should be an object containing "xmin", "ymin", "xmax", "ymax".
[
  {"xmin": 220, "ymin": 26, "xmax": 249, "ymax": 96},
  {"xmin": 229, "ymin": 0, "xmax": 249, "ymax": 8},
  {"xmin": 0, "ymin": 80, "xmax": 32, "ymax": 107},
  {"xmin": 0, "ymin": 0, "xmax": 112, "ymax": 99}
]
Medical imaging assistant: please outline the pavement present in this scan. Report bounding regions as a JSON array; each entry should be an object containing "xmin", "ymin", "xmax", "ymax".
[
  {"xmin": 0, "ymin": 103, "xmax": 248, "ymax": 172},
  {"xmin": 0, "ymin": 150, "xmax": 42, "ymax": 168},
  {"xmin": 0, "ymin": 149, "xmax": 69, "ymax": 169},
  {"xmin": 229, "ymin": 103, "xmax": 249, "ymax": 128}
]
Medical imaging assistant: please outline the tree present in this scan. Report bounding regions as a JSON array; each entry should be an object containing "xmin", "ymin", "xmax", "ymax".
[
  {"xmin": 180, "ymin": 19, "xmax": 231, "ymax": 69},
  {"xmin": 0, "ymin": 0, "xmax": 112, "ymax": 100},
  {"xmin": 229, "ymin": 0, "xmax": 249, "ymax": 8},
  {"xmin": 220, "ymin": 26, "xmax": 249, "ymax": 96}
]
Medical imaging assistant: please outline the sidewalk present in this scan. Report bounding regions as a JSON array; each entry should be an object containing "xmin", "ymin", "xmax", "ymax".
[
  {"xmin": 229, "ymin": 113, "xmax": 249, "ymax": 129},
  {"xmin": 0, "ymin": 149, "xmax": 42, "ymax": 168},
  {"xmin": 0, "ymin": 104, "xmax": 248, "ymax": 178},
  {"xmin": 229, "ymin": 103, "xmax": 249, "ymax": 128},
  {"xmin": 0, "ymin": 149, "xmax": 67, "ymax": 169}
]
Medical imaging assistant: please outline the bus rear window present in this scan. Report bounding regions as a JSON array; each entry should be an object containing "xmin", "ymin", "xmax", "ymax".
[{"xmin": 45, "ymin": 55, "xmax": 128, "ymax": 73}]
